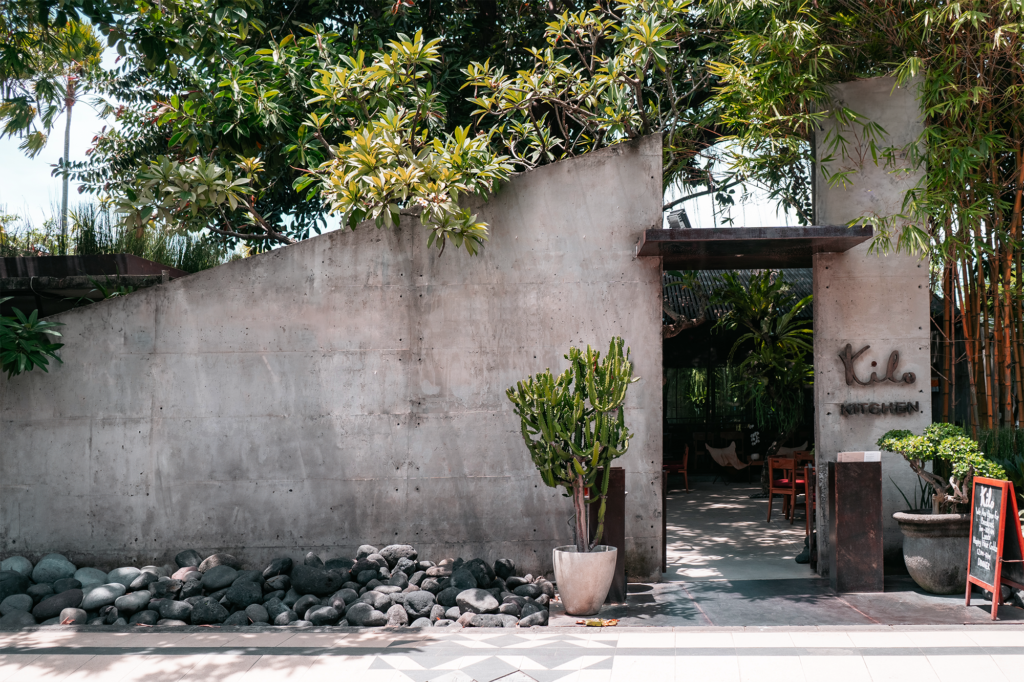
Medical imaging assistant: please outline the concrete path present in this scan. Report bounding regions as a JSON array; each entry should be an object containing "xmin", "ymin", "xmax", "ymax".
[
  {"xmin": 664, "ymin": 482, "xmax": 813, "ymax": 582},
  {"xmin": 2, "ymin": 625, "xmax": 1024, "ymax": 681}
]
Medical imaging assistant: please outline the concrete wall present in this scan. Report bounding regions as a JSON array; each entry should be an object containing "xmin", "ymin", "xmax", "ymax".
[
  {"xmin": 0, "ymin": 136, "xmax": 665, "ymax": 579},
  {"xmin": 813, "ymin": 78, "xmax": 931, "ymax": 574},
  {"xmin": 811, "ymin": 76, "xmax": 933, "ymax": 569}
]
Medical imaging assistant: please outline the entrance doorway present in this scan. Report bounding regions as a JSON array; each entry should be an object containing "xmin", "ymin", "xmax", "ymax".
[{"xmin": 661, "ymin": 267, "xmax": 816, "ymax": 581}]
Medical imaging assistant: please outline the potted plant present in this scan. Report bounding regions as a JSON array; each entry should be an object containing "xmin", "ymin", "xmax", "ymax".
[
  {"xmin": 878, "ymin": 424, "xmax": 1007, "ymax": 594},
  {"xmin": 507, "ymin": 336, "xmax": 637, "ymax": 616}
]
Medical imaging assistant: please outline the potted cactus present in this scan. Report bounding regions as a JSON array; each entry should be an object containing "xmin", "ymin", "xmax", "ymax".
[
  {"xmin": 878, "ymin": 424, "xmax": 1008, "ymax": 594},
  {"xmin": 507, "ymin": 336, "xmax": 637, "ymax": 616}
]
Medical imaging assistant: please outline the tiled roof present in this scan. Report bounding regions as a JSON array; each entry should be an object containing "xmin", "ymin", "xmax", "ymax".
[{"xmin": 663, "ymin": 269, "xmax": 813, "ymax": 325}]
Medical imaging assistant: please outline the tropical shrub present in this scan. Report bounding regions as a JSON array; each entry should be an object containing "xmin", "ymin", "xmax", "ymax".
[{"xmin": 878, "ymin": 424, "xmax": 1007, "ymax": 513}]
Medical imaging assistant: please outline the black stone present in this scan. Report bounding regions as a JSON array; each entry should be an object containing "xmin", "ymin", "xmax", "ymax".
[
  {"xmin": 263, "ymin": 590, "xmax": 285, "ymax": 603},
  {"xmin": 264, "ymin": 575, "xmax": 290, "ymax": 592},
  {"xmin": 99, "ymin": 605, "xmax": 119, "ymax": 624},
  {"xmin": 273, "ymin": 609, "xmax": 298, "ymax": 626},
  {"xmin": 494, "ymin": 559, "xmax": 516, "ymax": 580},
  {"xmin": 514, "ymin": 584, "xmax": 543, "ymax": 599},
  {"xmin": 175, "ymin": 550, "xmax": 203, "ymax": 568},
  {"xmin": 207, "ymin": 587, "xmax": 229, "ymax": 602},
  {"xmin": 420, "ymin": 578, "xmax": 441, "ymax": 594},
  {"xmin": 151, "ymin": 579, "xmax": 183, "ymax": 599},
  {"xmin": 224, "ymin": 611, "xmax": 250, "ymax": 626},
  {"xmin": 155, "ymin": 599, "xmax": 191, "ymax": 622},
  {"xmin": 499, "ymin": 602, "xmax": 520, "ymax": 616},
  {"xmin": 190, "ymin": 597, "xmax": 229, "ymax": 624},
  {"xmin": 366, "ymin": 554, "xmax": 388, "ymax": 570},
  {"xmin": 264, "ymin": 599, "xmax": 289, "ymax": 620},
  {"xmin": 394, "ymin": 557, "xmax": 417, "ymax": 575},
  {"xmin": 436, "ymin": 587, "xmax": 461, "ymax": 608},
  {"xmin": 292, "ymin": 594, "xmax": 321, "ymax": 619},
  {"xmin": 0, "ymin": 571, "xmax": 30, "ymax": 603},
  {"xmin": 388, "ymin": 571, "xmax": 409, "ymax": 589},
  {"xmin": 356, "ymin": 569, "xmax": 379, "ymax": 585},
  {"xmin": 355, "ymin": 545, "xmax": 378, "ymax": 560},
  {"xmin": 27, "ymin": 583, "xmax": 54, "ymax": 603},
  {"xmin": 129, "ymin": 609, "xmax": 160, "ymax": 625},
  {"xmin": 129, "ymin": 572, "xmax": 159, "ymax": 592},
  {"xmin": 290, "ymin": 565, "xmax": 344, "ymax": 596},
  {"xmin": 450, "ymin": 568, "xmax": 477, "ymax": 591},
  {"xmin": 469, "ymin": 614, "xmax": 506, "ymax": 628},
  {"xmin": 519, "ymin": 610, "xmax": 548, "ymax": 627},
  {"xmin": 180, "ymin": 579, "xmax": 202, "ymax": 599},
  {"xmin": 245, "ymin": 603, "xmax": 270, "ymax": 623},
  {"xmin": 350, "ymin": 559, "xmax": 379, "ymax": 575},
  {"xmin": 403, "ymin": 591, "xmax": 435, "ymax": 620},
  {"xmin": 233, "ymin": 570, "xmax": 263, "ymax": 585},
  {"xmin": 379, "ymin": 545, "xmax": 418, "ymax": 568},
  {"xmin": 226, "ymin": 581, "xmax": 263, "ymax": 609},
  {"xmin": 52, "ymin": 578, "xmax": 82, "ymax": 594},
  {"xmin": 262, "ymin": 556, "xmax": 293, "ymax": 579},
  {"xmin": 31, "ymin": 589, "xmax": 83, "ymax": 620},
  {"xmin": 201, "ymin": 566, "xmax": 238, "ymax": 591},
  {"xmin": 199, "ymin": 553, "xmax": 242, "ymax": 573},
  {"xmin": 408, "ymin": 571, "xmax": 426, "ymax": 587},
  {"xmin": 520, "ymin": 601, "xmax": 543, "ymax": 618},
  {"xmin": 324, "ymin": 558, "xmax": 354, "ymax": 572},
  {"xmin": 467, "ymin": 558, "xmax": 495, "ymax": 586},
  {"xmin": 306, "ymin": 605, "xmax": 340, "ymax": 625},
  {"xmin": 303, "ymin": 552, "xmax": 324, "ymax": 569}
]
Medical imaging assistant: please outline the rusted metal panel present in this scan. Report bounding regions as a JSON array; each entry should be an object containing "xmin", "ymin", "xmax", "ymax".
[
  {"xmin": 637, "ymin": 225, "xmax": 874, "ymax": 269},
  {"xmin": 0, "ymin": 254, "xmax": 189, "ymax": 279},
  {"xmin": 828, "ymin": 461, "xmax": 884, "ymax": 592},
  {"xmin": 590, "ymin": 467, "xmax": 627, "ymax": 603}
]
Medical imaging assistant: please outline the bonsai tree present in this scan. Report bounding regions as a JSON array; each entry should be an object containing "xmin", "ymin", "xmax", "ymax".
[
  {"xmin": 507, "ymin": 337, "xmax": 638, "ymax": 552},
  {"xmin": 878, "ymin": 424, "xmax": 1007, "ymax": 513}
]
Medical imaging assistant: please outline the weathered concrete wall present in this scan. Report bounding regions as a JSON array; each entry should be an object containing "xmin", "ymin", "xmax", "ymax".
[
  {"xmin": 0, "ymin": 136, "xmax": 665, "ymax": 579},
  {"xmin": 814, "ymin": 78, "xmax": 931, "ymax": 574}
]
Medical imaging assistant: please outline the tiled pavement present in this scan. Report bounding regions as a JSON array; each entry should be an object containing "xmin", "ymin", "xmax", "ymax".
[{"xmin": 2, "ymin": 625, "xmax": 1024, "ymax": 681}]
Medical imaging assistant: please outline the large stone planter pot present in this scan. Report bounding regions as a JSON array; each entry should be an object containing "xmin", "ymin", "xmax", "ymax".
[
  {"xmin": 552, "ymin": 545, "xmax": 617, "ymax": 616},
  {"xmin": 893, "ymin": 509, "xmax": 970, "ymax": 595}
]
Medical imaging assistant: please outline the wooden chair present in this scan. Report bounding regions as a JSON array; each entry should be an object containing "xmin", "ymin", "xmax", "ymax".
[
  {"xmin": 663, "ymin": 445, "xmax": 689, "ymax": 492},
  {"xmin": 767, "ymin": 456, "xmax": 805, "ymax": 524}
]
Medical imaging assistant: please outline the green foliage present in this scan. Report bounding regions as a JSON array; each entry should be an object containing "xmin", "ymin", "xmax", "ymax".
[
  {"xmin": 977, "ymin": 427, "xmax": 1024, "ymax": 495},
  {"xmin": 304, "ymin": 31, "xmax": 514, "ymax": 254},
  {"xmin": 0, "ymin": 18, "xmax": 103, "ymax": 156},
  {"xmin": 507, "ymin": 337, "xmax": 638, "ymax": 552},
  {"xmin": 0, "ymin": 297, "xmax": 64, "ymax": 379},
  {"xmin": 0, "ymin": 202, "xmax": 229, "ymax": 272},
  {"xmin": 464, "ymin": 0, "xmax": 712, "ymax": 193},
  {"xmin": 711, "ymin": 270, "xmax": 812, "ymax": 443},
  {"xmin": 878, "ymin": 423, "xmax": 1007, "ymax": 512}
]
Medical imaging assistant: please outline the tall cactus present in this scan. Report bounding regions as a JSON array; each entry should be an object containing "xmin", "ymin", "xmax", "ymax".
[{"xmin": 507, "ymin": 337, "xmax": 638, "ymax": 552}]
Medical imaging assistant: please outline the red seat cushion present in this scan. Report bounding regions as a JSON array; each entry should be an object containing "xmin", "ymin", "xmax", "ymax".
[{"xmin": 772, "ymin": 478, "xmax": 805, "ymax": 486}]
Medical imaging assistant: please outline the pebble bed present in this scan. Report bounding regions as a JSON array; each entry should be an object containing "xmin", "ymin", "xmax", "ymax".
[{"xmin": 0, "ymin": 545, "xmax": 552, "ymax": 629}]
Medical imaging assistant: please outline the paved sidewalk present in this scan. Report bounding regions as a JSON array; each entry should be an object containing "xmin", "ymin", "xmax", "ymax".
[{"xmin": 2, "ymin": 625, "xmax": 1024, "ymax": 681}]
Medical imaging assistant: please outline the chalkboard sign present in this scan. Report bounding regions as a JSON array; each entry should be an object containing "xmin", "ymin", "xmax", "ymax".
[{"xmin": 966, "ymin": 477, "xmax": 1024, "ymax": 620}]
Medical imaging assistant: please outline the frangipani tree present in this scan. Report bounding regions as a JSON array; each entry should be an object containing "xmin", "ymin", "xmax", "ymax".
[{"xmin": 107, "ymin": 31, "xmax": 514, "ymax": 255}]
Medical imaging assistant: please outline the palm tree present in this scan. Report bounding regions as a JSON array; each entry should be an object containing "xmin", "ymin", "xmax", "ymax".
[{"xmin": 0, "ymin": 18, "xmax": 102, "ymax": 251}]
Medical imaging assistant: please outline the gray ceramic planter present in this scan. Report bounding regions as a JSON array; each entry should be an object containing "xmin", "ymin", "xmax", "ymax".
[
  {"xmin": 552, "ymin": 545, "xmax": 617, "ymax": 616},
  {"xmin": 893, "ymin": 509, "xmax": 970, "ymax": 595}
]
